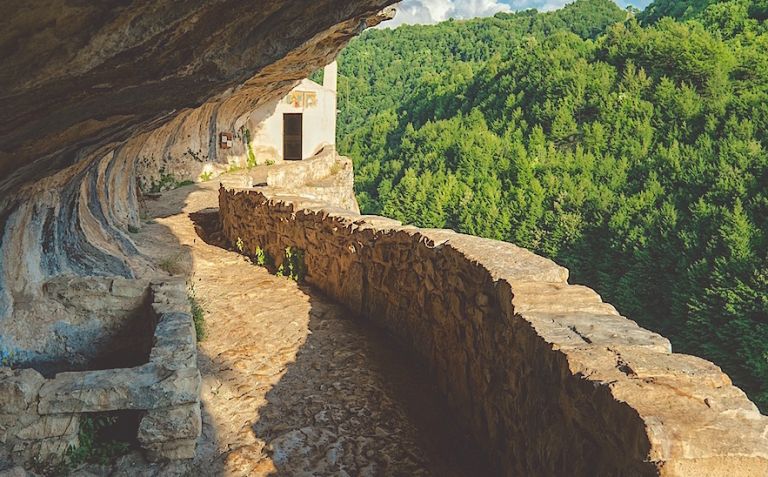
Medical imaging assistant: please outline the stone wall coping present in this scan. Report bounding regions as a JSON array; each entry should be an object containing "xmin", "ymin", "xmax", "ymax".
[{"xmin": 36, "ymin": 363, "xmax": 200, "ymax": 414}]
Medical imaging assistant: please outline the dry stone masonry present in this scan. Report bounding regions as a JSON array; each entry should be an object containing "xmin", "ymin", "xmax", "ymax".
[
  {"xmin": 0, "ymin": 279, "xmax": 201, "ymax": 468},
  {"xmin": 220, "ymin": 187, "xmax": 768, "ymax": 476}
]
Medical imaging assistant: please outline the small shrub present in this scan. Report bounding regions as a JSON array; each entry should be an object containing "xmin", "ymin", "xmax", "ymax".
[
  {"xmin": 148, "ymin": 172, "xmax": 195, "ymax": 193},
  {"xmin": 148, "ymin": 174, "xmax": 174, "ymax": 193},
  {"xmin": 158, "ymin": 253, "xmax": 184, "ymax": 275},
  {"xmin": 242, "ymin": 127, "xmax": 257, "ymax": 168},
  {"xmin": 265, "ymin": 159, "xmax": 276, "ymax": 166},
  {"xmin": 188, "ymin": 289, "xmax": 206, "ymax": 341},
  {"xmin": 252, "ymin": 246, "xmax": 275, "ymax": 268},
  {"xmin": 232, "ymin": 240, "xmax": 286, "ymax": 276},
  {"xmin": 61, "ymin": 414, "xmax": 131, "ymax": 472},
  {"xmin": 277, "ymin": 247, "xmax": 305, "ymax": 282},
  {"xmin": 199, "ymin": 171, "xmax": 214, "ymax": 182},
  {"xmin": 253, "ymin": 247, "xmax": 268, "ymax": 266}
]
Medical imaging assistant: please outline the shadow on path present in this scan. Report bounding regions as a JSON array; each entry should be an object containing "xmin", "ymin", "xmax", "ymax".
[{"xmin": 190, "ymin": 209, "xmax": 491, "ymax": 477}]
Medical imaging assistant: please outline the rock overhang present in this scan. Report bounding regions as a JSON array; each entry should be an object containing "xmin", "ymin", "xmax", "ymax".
[
  {"xmin": 0, "ymin": 0, "xmax": 396, "ymax": 343},
  {"xmin": 0, "ymin": 2, "xmax": 397, "ymax": 198}
]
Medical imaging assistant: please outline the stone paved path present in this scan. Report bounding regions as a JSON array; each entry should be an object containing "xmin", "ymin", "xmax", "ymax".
[{"xmin": 111, "ymin": 171, "xmax": 482, "ymax": 477}]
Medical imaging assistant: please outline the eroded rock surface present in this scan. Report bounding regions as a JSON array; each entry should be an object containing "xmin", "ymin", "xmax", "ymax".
[
  {"xmin": 0, "ymin": 2, "xmax": 395, "ymax": 187},
  {"xmin": 0, "ymin": 0, "xmax": 393, "ymax": 359}
]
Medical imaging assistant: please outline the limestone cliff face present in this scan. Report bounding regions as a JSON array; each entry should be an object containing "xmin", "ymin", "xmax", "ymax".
[{"xmin": 0, "ymin": 2, "xmax": 395, "ymax": 353}]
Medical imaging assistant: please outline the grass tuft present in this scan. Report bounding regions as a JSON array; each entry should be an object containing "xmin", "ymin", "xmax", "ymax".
[
  {"xmin": 188, "ymin": 290, "xmax": 206, "ymax": 341},
  {"xmin": 44, "ymin": 413, "xmax": 132, "ymax": 474},
  {"xmin": 158, "ymin": 253, "xmax": 185, "ymax": 275}
]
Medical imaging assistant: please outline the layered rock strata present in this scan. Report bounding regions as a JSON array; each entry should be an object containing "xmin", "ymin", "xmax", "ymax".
[
  {"xmin": 220, "ymin": 187, "xmax": 768, "ymax": 476},
  {"xmin": 0, "ymin": 1, "xmax": 395, "ymax": 355}
]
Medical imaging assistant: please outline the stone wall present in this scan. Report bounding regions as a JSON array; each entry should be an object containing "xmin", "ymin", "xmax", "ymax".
[
  {"xmin": 264, "ymin": 147, "xmax": 360, "ymax": 213},
  {"xmin": 0, "ymin": 279, "xmax": 201, "ymax": 468},
  {"xmin": 219, "ymin": 188, "xmax": 768, "ymax": 476}
]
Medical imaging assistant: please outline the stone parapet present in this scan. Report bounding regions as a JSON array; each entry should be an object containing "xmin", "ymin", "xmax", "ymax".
[
  {"xmin": 263, "ymin": 147, "xmax": 360, "ymax": 213},
  {"xmin": 0, "ymin": 279, "xmax": 201, "ymax": 468},
  {"xmin": 266, "ymin": 146, "xmax": 339, "ymax": 189},
  {"xmin": 219, "ymin": 187, "xmax": 768, "ymax": 476}
]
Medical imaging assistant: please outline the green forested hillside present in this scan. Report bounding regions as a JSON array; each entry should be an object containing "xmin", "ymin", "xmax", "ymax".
[
  {"xmin": 639, "ymin": 0, "xmax": 720, "ymax": 22},
  {"xmin": 336, "ymin": 0, "xmax": 627, "ymax": 147},
  {"xmin": 640, "ymin": 0, "xmax": 768, "ymax": 24},
  {"xmin": 335, "ymin": 0, "xmax": 768, "ymax": 410}
]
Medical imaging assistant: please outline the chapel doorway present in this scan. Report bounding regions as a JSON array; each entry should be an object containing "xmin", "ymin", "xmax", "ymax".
[{"xmin": 283, "ymin": 113, "xmax": 303, "ymax": 160}]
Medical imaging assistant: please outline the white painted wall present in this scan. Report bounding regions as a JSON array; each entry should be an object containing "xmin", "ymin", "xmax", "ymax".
[{"xmin": 246, "ymin": 62, "xmax": 337, "ymax": 163}]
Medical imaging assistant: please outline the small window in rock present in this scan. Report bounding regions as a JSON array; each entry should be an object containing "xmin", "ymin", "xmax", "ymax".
[{"xmin": 220, "ymin": 132, "xmax": 234, "ymax": 149}]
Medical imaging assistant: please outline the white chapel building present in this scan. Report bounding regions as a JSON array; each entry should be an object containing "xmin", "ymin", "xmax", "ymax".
[{"xmin": 242, "ymin": 61, "xmax": 338, "ymax": 163}]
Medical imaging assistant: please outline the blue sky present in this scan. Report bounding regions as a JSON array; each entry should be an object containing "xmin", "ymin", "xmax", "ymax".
[{"xmin": 384, "ymin": 0, "xmax": 653, "ymax": 27}]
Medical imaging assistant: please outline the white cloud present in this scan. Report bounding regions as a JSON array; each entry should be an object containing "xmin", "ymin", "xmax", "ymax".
[
  {"xmin": 506, "ymin": 0, "xmax": 563, "ymax": 11},
  {"xmin": 383, "ymin": 0, "xmax": 511, "ymax": 27},
  {"xmin": 380, "ymin": 0, "xmax": 652, "ymax": 27}
]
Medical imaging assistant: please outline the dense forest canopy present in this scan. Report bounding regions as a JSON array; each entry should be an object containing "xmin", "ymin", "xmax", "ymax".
[
  {"xmin": 640, "ymin": 0, "xmax": 768, "ymax": 23},
  {"xmin": 334, "ymin": 0, "xmax": 768, "ymax": 410}
]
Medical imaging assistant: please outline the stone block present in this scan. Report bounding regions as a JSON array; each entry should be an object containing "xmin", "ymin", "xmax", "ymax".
[
  {"xmin": 38, "ymin": 364, "xmax": 200, "ymax": 414},
  {"xmin": 138, "ymin": 403, "xmax": 201, "ymax": 444},
  {"xmin": 151, "ymin": 278, "xmax": 187, "ymax": 292},
  {"xmin": 152, "ymin": 291, "xmax": 189, "ymax": 306},
  {"xmin": 149, "ymin": 312, "xmax": 197, "ymax": 369},
  {"xmin": 0, "ymin": 413, "xmax": 40, "ymax": 443},
  {"xmin": 110, "ymin": 278, "xmax": 150, "ymax": 298},
  {"xmin": 524, "ymin": 311, "xmax": 672, "ymax": 352},
  {"xmin": 149, "ymin": 346, "xmax": 196, "ymax": 371},
  {"xmin": 43, "ymin": 276, "xmax": 110, "ymax": 298},
  {"xmin": 143, "ymin": 438, "xmax": 197, "ymax": 461},
  {"xmin": 15, "ymin": 415, "xmax": 78, "ymax": 440},
  {"xmin": 11, "ymin": 432, "xmax": 78, "ymax": 465},
  {"xmin": 152, "ymin": 302, "xmax": 190, "ymax": 316},
  {"xmin": 0, "ymin": 368, "xmax": 45, "ymax": 414},
  {"xmin": 154, "ymin": 312, "xmax": 195, "ymax": 340}
]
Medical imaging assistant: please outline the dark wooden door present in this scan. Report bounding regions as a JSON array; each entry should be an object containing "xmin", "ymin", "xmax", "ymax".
[{"xmin": 283, "ymin": 113, "xmax": 303, "ymax": 160}]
